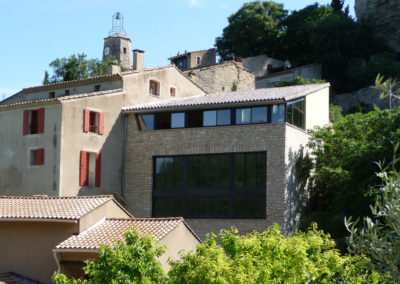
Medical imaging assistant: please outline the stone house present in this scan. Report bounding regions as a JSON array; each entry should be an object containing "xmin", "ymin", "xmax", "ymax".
[
  {"xmin": 0, "ymin": 195, "xmax": 200, "ymax": 283},
  {"xmin": 122, "ymin": 83, "xmax": 330, "ymax": 238},
  {"xmin": 168, "ymin": 48, "xmax": 217, "ymax": 71},
  {"xmin": 0, "ymin": 64, "xmax": 205, "ymax": 198}
]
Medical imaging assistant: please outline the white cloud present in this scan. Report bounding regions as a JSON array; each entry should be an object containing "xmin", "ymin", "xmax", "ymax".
[{"xmin": 189, "ymin": 0, "xmax": 202, "ymax": 8}]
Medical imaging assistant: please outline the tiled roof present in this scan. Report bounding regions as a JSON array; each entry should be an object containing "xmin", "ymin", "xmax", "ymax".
[
  {"xmin": 0, "ymin": 272, "xmax": 39, "ymax": 284},
  {"xmin": 0, "ymin": 88, "xmax": 123, "ymax": 110},
  {"xmin": 55, "ymin": 217, "xmax": 188, "ymax": 250},
  {"xmin": 0, "ymin": 195, "xmax": 115, "ymax": 221},
  {"xmin": 123, "ymin": 83, "xmax": 330, "ymax": 112}
]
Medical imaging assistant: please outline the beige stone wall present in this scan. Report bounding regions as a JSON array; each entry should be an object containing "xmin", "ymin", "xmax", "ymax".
[
  {"xmin": 189, "ymin": 49, "xmax": 216, "ymax": 69},
  {"xmin": 0, "ymin": 221, "xmax": 78, "ymax": 284},
  {"xmin": 0, "ymin": 104, "xmax": 62, "ymax": 195},
  {"xmin": 123, "ymin": 66, "xmax": 205, "ymax": 105},
  {"xmin": 184, "ymin": 62, "xmax": 255, "ymax": 94},
  {"xmin": 59, "ymin": 91, "xmax": 126, "ymax": 197},
  {"xmin": 125, "ymin": 114, "xmax": 292, "ymax": 239},
  {"xmin": 305, "ymin": 87, "xmax": 329, "ymax": 130}
]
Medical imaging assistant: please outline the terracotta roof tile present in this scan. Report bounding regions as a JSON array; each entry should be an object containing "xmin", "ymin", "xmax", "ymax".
[
  {"xmin": 56, "ymin": 217, "xmax": 184, "ymax": 250},
  {"xmin": 123, "ymin": 83, "xmax": 330, "ymax": 112},
  {"xmin": 0, "ymin": 195, "xmax": 114, "ymax": 221}
]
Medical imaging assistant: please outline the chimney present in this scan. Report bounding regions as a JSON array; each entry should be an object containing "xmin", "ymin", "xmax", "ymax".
[
  {"xmin": 108, "ymin": 61, "xmax": 121, "ymax": 74},
  {"xmin": 133, "ymin": 49, "xmax": 145, "ymax": 71},
  {"xmin": 235, "ymin": 57, "xmax": 243, "ymax": 67}
]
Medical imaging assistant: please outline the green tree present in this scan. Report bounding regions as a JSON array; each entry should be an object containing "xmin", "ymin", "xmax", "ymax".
[
  {"xmin": 44, "ymin": 53, "xmax": 116, "ymax": 84},
  {"xmin": 346, "ymin": 166, "xmax": 400, "ymax": 282},
  {"xmin": 282, "ymin": 4, "xmax": 333, "ymax": 66},
  {"xmin": 215, "ymin": 1, "xmax": 287, "ymax": 60},
  {"xmin": 43, "ymin": 70, "xmax": 51, "ymax": 85},
  {"xmin": 52, "ymin": 229, "xmax": 166, "ymax": 283},
  {"xmin": 301, "ymin": 107, "xmax": 400, "ymax": 238},
  {"xmin": 168, "ymin": 225, "xmax": 382, "ymax": 283}
]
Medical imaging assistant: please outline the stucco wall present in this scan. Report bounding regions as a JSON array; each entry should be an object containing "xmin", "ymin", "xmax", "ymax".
[
  {"xmin": 189, "ymin": 49, "xmax": 216, "ymax": 69},
  {"xmin": 284, "ymin": 125, "xmax": 311, "ymax": 233},
  {"xmin": 125, "ymin": 114, "xmax": 292, "ymax": 238},
  {"xmin": 305, "ymin": 87, "xmax": 330, "ymax": 130},
  {"xmin": 184, "ymin": 62, "xmax": 255, "ymax": 94},
  {"xmin": 6, "ymin": 81, "xmax": 123, "ymax": 104},
  {"xmin": 0, "ymin": 103, "xmax": 62, "ymax": 195},
  {"xmin": 79, "ymin": 200, "xmax": 131, "ymax": 232},
  {"xmin": 0, "ymin": 221, "xmax": 78, "ymax": 284},
  {"xmin": 243, "ymin": 55, "xmax": 285, "ymax": 77},
  {"xmin": 59, "ymin": 91, "xmax": 126, "ymax": 197},
  {"xmin": 158, "ymin": 222, "xmax": 200, "ymax": 271}
]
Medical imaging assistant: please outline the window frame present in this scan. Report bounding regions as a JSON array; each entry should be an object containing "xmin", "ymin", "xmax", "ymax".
[
  {"xmin": 83, "ymin": 109, "xmax": 104, "ymax": 135},
  {"xmin": 28, "ymin": 148, "xmax": 45, "ymax": 166},
  {"xmin": 149, "ymin": 80, "xmax": 160, "ymax": 96},
  {"xmin": 23, "ymin": 108, "xmax": 45, "ymax": 135}
]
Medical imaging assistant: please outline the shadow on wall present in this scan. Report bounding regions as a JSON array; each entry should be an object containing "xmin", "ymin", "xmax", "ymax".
[
  {"xmin": 284, "ymin": 146, "xmax": 312, "ymax": 234},
  {"xmin": 77, "ymin": 112, "xmax": 125, "ymax": 203},
  {"xmin": 0, "ymin": 165, "xmax": 22, "ymax": 194}
]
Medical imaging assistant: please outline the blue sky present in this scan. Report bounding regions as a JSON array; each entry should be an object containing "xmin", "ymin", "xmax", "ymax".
[{"xmin": 0, "ymin": 0, "xmax": 355, "ymax": 99}]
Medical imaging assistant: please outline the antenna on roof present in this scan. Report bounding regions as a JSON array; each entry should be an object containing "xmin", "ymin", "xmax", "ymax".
[{"xmin": 110, "ymin": 12, "xmax": 126, "ymax": 36}]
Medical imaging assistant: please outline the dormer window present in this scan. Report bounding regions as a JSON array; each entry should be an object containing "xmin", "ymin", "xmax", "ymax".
[{"xmin": 149, "ymin": 80, "xmax": 160, "ymax": 96}]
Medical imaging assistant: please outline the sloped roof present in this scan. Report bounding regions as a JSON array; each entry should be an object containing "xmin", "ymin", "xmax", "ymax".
[
  {"xmin": 0, "ymin": 195, "xmax": 120, "ymax": 221},
  {"xmin": 0, "ymin": 88, "xmax": 124, "ymax": 111},
  {"xmin": 55, "ymin": 217, "xmax": 197, "ymax": 250},
  {"xmin": 0, "ymin": 272, "xmax": 39, "ymax": 284},
  {"xmin": 123, "ymin": 83, "xmax": 330, "ymax": 112}
]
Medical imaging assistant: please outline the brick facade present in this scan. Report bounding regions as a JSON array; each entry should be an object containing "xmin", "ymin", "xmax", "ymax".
[{"xmin": 124, "ymin": 115, "xmax": 309, "ymax": 238}]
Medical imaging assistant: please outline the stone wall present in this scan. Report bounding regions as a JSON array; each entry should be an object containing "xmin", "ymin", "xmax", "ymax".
[
  {"xmin": 124, "ymin": 115, "xmax": 309, "ymax": 238},
  {"xmin": 355, "ymin": 0, "xmax": 400, "ymax": 52},
  {"xmin": 333, "ymin": 86, "xmax": 399, "ymax": 114},
  {"xmin": 184, "ymin": 62, "xmax": 255, "ymax": 94}
]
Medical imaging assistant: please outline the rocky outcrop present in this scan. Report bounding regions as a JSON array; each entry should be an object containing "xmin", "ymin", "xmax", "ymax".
[{"xmin": 355, "ymin": 0, "xmax": 400, "ymax": 52}]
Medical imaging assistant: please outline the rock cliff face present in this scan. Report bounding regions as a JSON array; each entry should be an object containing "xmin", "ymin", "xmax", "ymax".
[{"xmin": 355, "ymin": 0, "xmax": 400, "ymax": 52}]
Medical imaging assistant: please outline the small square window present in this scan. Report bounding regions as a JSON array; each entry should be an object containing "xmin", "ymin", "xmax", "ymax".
[
  {"xmin": 94, "ymin": 85, "xmax": 101, "ymax": 92},
  {"xmin": 65, "ymin": 89, "xmax": 70, "ymax": 96},
  {"xmin": 170, "ymin": 87, "xmax": 176, "ymax": 97},
  {"xmin": 30, "ymin": 148, "xmax": 44, "ymax": 166},
  {"xmin": 149, "ymin": 80, "xmax": 160, "ymax": 96},
  {"xmin": 49, "ymin": 92, "xmax": 55, "ymax": 98}
]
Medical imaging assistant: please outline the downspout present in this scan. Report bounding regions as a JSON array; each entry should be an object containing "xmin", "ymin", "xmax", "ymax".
[
  {"xmin": 53, "ymin": 251, "xmax": 61, "ymax": 273},
  {"xmin": 121, "ymin": 114, "xmax": 128, "ymax": 199}
]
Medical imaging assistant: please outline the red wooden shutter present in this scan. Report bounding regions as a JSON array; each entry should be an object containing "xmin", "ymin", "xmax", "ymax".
[
  {"xmin": 83, "ymin": 110, "xmax": 90, "ymax": 132},
  {"xmin": 95, "ymin": 152, "xmax": 101, "ymax": 187},
  {"xmin": 38, "ymin": 108, "xmax": 45, "ymax": 134},
  {"xmin": 80, "ymin": 151, "xmax": 88, "ymax": 186},
  {"xmin": 23, "ymin": 110, "xmax": 29, "ymax": 135},
  {"xmin": 36, "ymin": 148, "xmax": 45, "ymax": 165},
  {"xmin": 98, "ymin": 112, "xmax": 104, "ymax": 135}
]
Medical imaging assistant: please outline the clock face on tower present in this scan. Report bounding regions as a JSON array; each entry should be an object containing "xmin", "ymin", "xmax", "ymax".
[{"xmin": 104, "ymin": 47, "xmax": 111, "ymax": 56}]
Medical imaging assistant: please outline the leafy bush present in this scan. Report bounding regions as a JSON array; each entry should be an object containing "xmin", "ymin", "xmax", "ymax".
[
  {"xmin": 346, "ymin": 165, "xmax": 400, "ymax": 282},
  {"xmin": 302, "ymin": 107, "xmax": 400, "ymax": 238},
  {"xmin": 52, "ymin": 229, "xmax": 166, "ymax": 284},
  {"xmin": 168, "ymin": 225, "xmax": 382, "ymax": 283},
  {"xmin": 275, "ymin": 76, "xmax": 326, "ymax": 87}
]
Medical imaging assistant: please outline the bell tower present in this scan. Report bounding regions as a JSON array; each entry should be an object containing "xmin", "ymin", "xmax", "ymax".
[{"xmin": 103, "ymin": 12, "xmax": 132, "ymax": 69}]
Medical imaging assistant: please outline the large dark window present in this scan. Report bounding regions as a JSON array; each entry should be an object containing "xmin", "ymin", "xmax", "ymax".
[
  {"xmin": 271, "ymin": 104, "xmax": 285, "ymax": 123},
  {"xmin": 153, "ymin": 152, "xmax": 266, "ymax": 219},
  {"xmin": 286, "ymin": 98, "xmax": 305, "ymax": 129},
  {"xmin": 203, "ymin": 109, "xmax": 231, "ymax": 126},
  {"xmin": 236, "ymin": 107, "xmax": 267, "ymax": 124}
]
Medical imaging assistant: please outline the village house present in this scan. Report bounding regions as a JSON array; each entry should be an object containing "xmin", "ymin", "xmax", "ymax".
[
  {"xmin": 0, "ymin": 195, "xmax": 200, "ymax": 283},
  {"xmin": 0, "ymin": 13, "xmax": 330, "ymax": 246}
]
